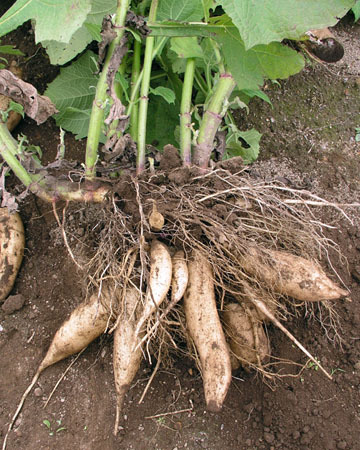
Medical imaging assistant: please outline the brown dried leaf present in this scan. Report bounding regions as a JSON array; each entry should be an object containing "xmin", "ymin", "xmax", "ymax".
[{"xmin": 0, "ymin": 70, "xmax": 57, "ymax": 124}]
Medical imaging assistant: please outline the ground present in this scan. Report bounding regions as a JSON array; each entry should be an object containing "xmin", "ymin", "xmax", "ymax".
[{"xmin": 0, "ymin": 11, "xmax": 360, "ymax": 450}]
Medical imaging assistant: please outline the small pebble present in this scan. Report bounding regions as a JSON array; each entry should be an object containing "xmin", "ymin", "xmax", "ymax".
[
  {"xmin": 264, "ymin": 432, "xmax": 275, "ymax": 444},
  {"xmin": 34, "ymin": 387, "xmax": 43, "ymax": 397},
  {"xmin": 337, "ymin": 441, "xmax": 347, "ymax": 450}
]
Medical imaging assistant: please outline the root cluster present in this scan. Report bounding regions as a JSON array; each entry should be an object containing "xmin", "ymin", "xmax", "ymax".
[{"xmin": 3, "ymin": 166, "xmax": 350, "ymax": 447}]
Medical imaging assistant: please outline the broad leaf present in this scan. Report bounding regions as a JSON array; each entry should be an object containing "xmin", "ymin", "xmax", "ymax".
[
  {"xmin": 216, "ymin": 27, "xmax": 305, "ymax": 90},
  {"xmin": 150, "ymin": 86, "xmax": 176, "ymax": 104},
  {"xmin": 45, "ymin": 51, "xmax": 99, "ymax": 138},
  {"xmin": 353, "ymin": 1, "xmax": 360, "ymax": 20},
  {"xmin": 225, "ymin": 128, "xmax": 261, "ymax": 163},
  {"xmin": 157, "ymin": 0, "xmax": 204, "ymax": 22},
  {"xmin": 42, "ymin": 0, "xmax": 117, "ymax": 65},
  {"xmin": 170, "ymin": 37, "xmax": 204, "ymax": 59},
  {"xmin": 217, "ymin": 0, "xmax": 355, "ymax": 49},
  {"xmin": 0, "ymin": 0, "xmax": 91, "ymax": 44},
  {"xmin": 147, "ymin": 96, "xmax": 180, "ymax": 149},
  {"xmin": 55, "ymin": 107, "xmax": 94, "ymax": 140}
]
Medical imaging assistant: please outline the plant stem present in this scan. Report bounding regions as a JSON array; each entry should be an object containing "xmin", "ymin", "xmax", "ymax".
[
  {"xmin": 193, "ymin": 72, "xmax": 236, "ymax": 169},
  {"xmin": 126, "ymin": 36, "xmax": 167, "ymax": 126},
  {"xmin": 85, "ymin": 0, "xmax": 131, "ymax": 180},
  {"xmin": 180, "ymin": 58, "xmax": 195, "ymax": 166},
  {"xmin": 130, "ymin": 39, "xmax": 141, "ymax": 141},
  {"xmin": 0, "ymin": 123, "xmax": 110, "ymax": 203},
  {"xmin": 136, "ymin": 0, "xmax": 158, "ymax": 174}
]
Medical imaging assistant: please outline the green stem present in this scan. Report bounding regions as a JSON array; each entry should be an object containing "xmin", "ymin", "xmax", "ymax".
[
  {"xmin": 193, "ymin": 73, "xmax": 236, "ymax": 169},
  {"xmin": 126, "ymin": 36, "xmax": 167, "ymax": 119},
  {"xmin": 130, "ymin": 39, "xmax": 141, "ymax": 141},
  {"xmin": 0, "ymin": 123, "xmax": 110, "ymax": 203},
  {"xmin": 194, "ymin": 68, "xmax": 208, "ymax": 97},
  {"xmin": 136, "ymin": 0, "xmax": 158, "ymax": 174},
  {"xmin": 0, "ymin": 122, "xmax": 35, "ymax": 187},
  {"xmin": 180, "ymin": 58, "xmax": 195, "ymax": 167},
  {"xmin": 85, "ymin": 0, "xmax": 131, "ymax": 180}
]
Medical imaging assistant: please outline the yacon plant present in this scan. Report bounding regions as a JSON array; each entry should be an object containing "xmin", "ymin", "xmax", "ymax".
[{"xmin": 0, "ymin": 0, "xmax": 355, "ymax": 446}]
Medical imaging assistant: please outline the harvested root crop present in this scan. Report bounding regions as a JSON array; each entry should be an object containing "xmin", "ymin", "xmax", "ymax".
[
  {"xmin": 135, "ymin": 239, "xmax": 172, "ymax": 336},
  {"xmin": 239, "ymin": 246, "xmax": 348, "ymax": 302},
  {"xmin": 3, "ymin": 287, "xmax": 115, "ymax": 446},
  {"xmin": 0, "ymin": 208, "xmax": 25, "ymax": 302},
  {"xmin": 184, "ymin": 250, "xmax": 232, "ymax": 412},
  {"xmin": 222, "ymin": 303, "xmax": 270, "ymax": 370},
  {"xmin": 113, "ymin": 287, "xmax": 143, "ymax": 436},
  {"xmin": 171, "ymin": 250, "xmax": 188, "ymax": 303}
]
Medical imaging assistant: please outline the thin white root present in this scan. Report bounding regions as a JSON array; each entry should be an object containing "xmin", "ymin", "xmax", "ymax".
[
  {"xmin": 2, "ymin": 372, "xmax": 40, "ymax": 450},
  {"xmin": 252, "ymin": 298, "xmax": 332, "ymax": 380}
]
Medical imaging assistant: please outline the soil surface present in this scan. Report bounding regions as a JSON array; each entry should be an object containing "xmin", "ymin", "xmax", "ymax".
[{"xmin": 1, "ymin": 11, "xmax": 360, "ymax": 450}]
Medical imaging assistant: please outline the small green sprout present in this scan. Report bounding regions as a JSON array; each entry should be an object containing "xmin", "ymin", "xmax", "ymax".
[
  {"xmin": 42, "ymin": 419, "xmax": 66, "ymax": 436},
  {"xmin": 355, "ymin": 127, "xmax": 360, "ymax": 142}
]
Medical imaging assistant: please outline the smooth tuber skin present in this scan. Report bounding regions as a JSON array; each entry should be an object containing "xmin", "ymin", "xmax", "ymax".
[
  {"xmin": 184, "ymin": 250, "xmax": 232, "ymax": 412},
  {"xmin": 0, "ymin": 209, "xmax": 25, "ymax": 302}
]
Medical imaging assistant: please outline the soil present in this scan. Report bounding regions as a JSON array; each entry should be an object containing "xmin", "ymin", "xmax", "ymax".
[{"xmin": 1, "ymin": 11, "xmax": 360, "ymax": 450}]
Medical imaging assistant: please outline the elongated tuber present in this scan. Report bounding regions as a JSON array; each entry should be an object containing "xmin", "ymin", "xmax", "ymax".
[
  {"xmin": 239, "ymin": 246, "xmax": 348, "ymax": 301},
  {"xmin": 184, "ymin": 250, "xmax": 232, "ymax": 412},
  {"xmin": 0, "ymin": 208, "xmax": 25, "ymax": 302}
]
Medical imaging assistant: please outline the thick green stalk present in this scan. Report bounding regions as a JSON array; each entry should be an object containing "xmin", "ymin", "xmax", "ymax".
[
  {"xmin": 193, "ymin": 73, "xmax": 236, "ymax": 169},
  {"xmin": 136, "ymin": 0, "xmax": 158, "ymax": 174},
  {"xmin": 180, "ymin": 58, "xmax": 195, "ymax": 167},
  {"xmin": 0, "ymin": 122, "xmax": 35, "ymax": 187},
  {"xmin": 85, "ymin": 0, "xmax": 131, "ymax": 180},
  {"xmin": 130, "ymin": 39, "xmax": 141, "ymax": 141},
  {"xmin": 126, "ymin": 35, "xmax": 167, "ymax": 118},
  {"xmin": 0, "ymin": 123, "xmax": 110, "ymax": 203}
]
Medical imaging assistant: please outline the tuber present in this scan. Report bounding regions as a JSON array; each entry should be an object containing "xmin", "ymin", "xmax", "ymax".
[
  {"xmin": 0, "ymin": 208, "xmax": 25, "ymax": 302},
  {"xmin": 222, "ymin": 303, "xmax": 270, "ymax": 370},
  {"xmin": 239, "ymin": 246, "xmax": 348, "ymax": 302},
  {"xmin": 184, "ymin": 250, "xmax": 231, "ymax": 412}
]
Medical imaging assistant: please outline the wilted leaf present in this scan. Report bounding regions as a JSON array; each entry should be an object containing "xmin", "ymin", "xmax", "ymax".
[{"xmin": 0, "ymin": 70, "xmax": 57, "ymax": 124}]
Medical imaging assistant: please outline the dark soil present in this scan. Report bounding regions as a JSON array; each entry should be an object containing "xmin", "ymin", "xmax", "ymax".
[{"xmin": 1, "ymin": 12, "xmax": 360, "ymax": 450}]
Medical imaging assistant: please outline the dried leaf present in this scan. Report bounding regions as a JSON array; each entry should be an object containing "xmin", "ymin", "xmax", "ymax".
[{"xmin": 0, "ymin": 70, "xmax": 57, "ymax": 124}]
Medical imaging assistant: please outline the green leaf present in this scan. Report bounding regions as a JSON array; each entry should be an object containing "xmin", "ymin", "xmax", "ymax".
[
  {"xmin": 150, "ymin": 86, "xmax": 176, "ymax": 104},
  {"xmin": 9, "ymin": 101, "xmax": 24, "ymax": 116},
  {"xmin": 0, "ymin": 44, "xmax": 24, "ymax": 56},
  {"xmin": 157, "ymin": 0, "xmax": 204, "ymax": 22},
  {"xmin": 170, "ymin": 37, "xmax": 204, "ymax": 59},
  {"xmin": 0, "ymin": 0, "xmax": 91, "ymax": 44},
  {"xmin": 84, "ymin": 23, "xmax": 102, "ymax": 42},
  {"xmin": 45, "ymin": 51, "xmax": 99, "ymax": 138},
  {"xmin": 353, "ymin": 1, "xmax": 360, "ymax": 21},
  {"xmin": 41, "ymin": 0, "xmax": 117, "ymax": 65},
  {"xmin": 146, "ymin": 96, "xmax": 180, "ymax": 149},
  {"xmin": 217, "ymin": 0, "xmax": 355, "ymax": 49},
  {"xmin": 216, "ymin": 27, "xmax": 305, "ymax": 90},
  {"xmin": 241, "ymin": 89, "xmax": 272, "ymax": 106},
  {"xmin": 43, "ymin": 420, "xmax": 51, "ymax": 429},
  {"xmin": 225, "ymin": 128, "xmax": 262, "ymax": 163}
]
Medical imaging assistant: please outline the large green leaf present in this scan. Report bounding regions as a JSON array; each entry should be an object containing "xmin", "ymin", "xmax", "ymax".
[
  {"xmin": 0, "ymin": 0, "xmax": 91, "ymax": 44},
  {"xmin": 45, "ymin": 51, "xmax": 99, "ymax": 138},
  {"xmin": 217, "ymin": 0, "xmax": 355, "ymax": 49},
  {"xmin": 353, "ymin": 0, "xmax": 360, "ymax": 20},
  {"xmin": 37, "ymin": 0, "xmax": 116, "ymax": 65},
  {"xmin": 157, "ymin": 0, "xmax": 204, "ymax": 21},
  {"xmin": 146, "ymin": 95, "xmax": 180, "ymax": 149},
  {"xmin": 216, "ymin": 26, "xmax": 304, "ymax": 90}
]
